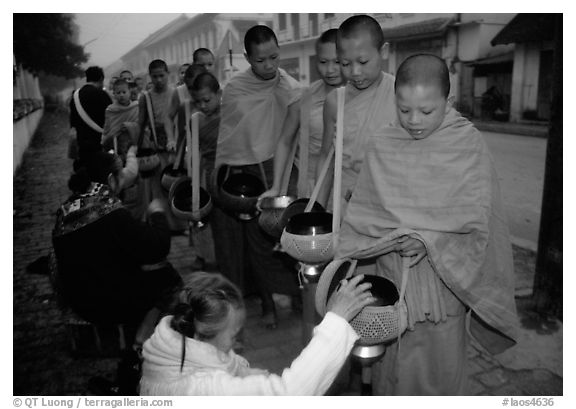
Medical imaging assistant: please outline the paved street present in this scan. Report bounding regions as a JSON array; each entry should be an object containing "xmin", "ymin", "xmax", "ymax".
[
  {"xmin": 13, "ymin": 111, "xmax": 562, "ymax": 397},
  {"xmin": 482, "ymin": 131, "xmax": 547, "ymax": 251}
]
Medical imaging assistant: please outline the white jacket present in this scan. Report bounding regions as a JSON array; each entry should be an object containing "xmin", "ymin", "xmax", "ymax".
[{"xmin": 140, "ymin": 312, "xmax": 358, "ymax": 395}]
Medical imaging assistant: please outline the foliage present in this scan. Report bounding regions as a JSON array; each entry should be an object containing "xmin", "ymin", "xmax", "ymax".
[{"xmin": 13, "ymin": 14, "xmax": 89, "ymax": 79}]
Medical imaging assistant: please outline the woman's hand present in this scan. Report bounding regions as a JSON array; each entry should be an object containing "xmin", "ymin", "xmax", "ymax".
[
  {"xmin": 395, "ymin": 236, "xmax": 427, "ymax": 267},
  {"xmin": 327, "ymin": 274, "xmax": 377, "ymax": 322}
]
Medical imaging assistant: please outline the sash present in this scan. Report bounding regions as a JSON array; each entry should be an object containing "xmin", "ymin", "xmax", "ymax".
[
  {"xmin": 297, "ymin": 87, "xmax": 313, "ymax": 197},
  {"xmin": 73, "ymin": 88, "xmax": 103, "ymax": 133}
]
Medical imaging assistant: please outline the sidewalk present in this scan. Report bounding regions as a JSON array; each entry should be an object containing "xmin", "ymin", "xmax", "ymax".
[
  {"xmin": 472, "ymin": 119, "xmax": 549, "ymax": 138},
  {"xmin": 13, "ymin": 111, "xmax": 562, "ymax": 396}
]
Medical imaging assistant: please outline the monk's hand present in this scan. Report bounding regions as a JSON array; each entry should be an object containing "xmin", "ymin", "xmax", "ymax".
[
  {"xmin": 327, "ymin": 274, "xmax": 377, "ymax": 322},
  {"xmin": 166, "ymin": 140, "xmax": 176, "ymax": 152},
  {"xmin": 127, "ymin": 145, "xmax": 138, "ymax": 156},
  {"xmin": 256, "ymin": 188, "xmax": 280, "ymax": 210},
  {"xmin": 396, "ymin": 236, "xmax": 427, "ymax": 267}
]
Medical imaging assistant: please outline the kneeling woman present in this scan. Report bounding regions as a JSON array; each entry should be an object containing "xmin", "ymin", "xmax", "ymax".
[
  {"xmin": 140, "ymin": 271, "xmax": 375, "ymax": 395},
  {"xmin": 52, "ymin": 147, "xmax": 182, "ymax": 345}
]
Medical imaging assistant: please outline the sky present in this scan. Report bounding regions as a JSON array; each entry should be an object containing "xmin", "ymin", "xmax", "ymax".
[{"xmin": 74, "ymin": 13, "xmax": 193, "ymax": 69}]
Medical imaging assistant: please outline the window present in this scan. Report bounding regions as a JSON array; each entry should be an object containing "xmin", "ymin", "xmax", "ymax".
[
  {"xmin": 279, "ymin": 13, "xmax": 287, "ymax": 30},
  {"xmin": 292, "ymin": 14, "xmax": 300, "ymax": 40},
  {"xmin": 309, "ymin": 13, "xmax": 318, "ymax": 36}
]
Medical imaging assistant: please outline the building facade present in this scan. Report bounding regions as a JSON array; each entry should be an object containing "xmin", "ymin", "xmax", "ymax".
[
  {"xmin": 272, "ymin": 13, "xmax": 516, "ymax": 119},
  {"xmin": 107, "ymin": 13, "xmax": 272, "ymax": 87},
  {"xmin": 491, "ymin": 14, "xmax": 559, "ymax": 123},
  {"xmin": 105, "ymin": 12, "xmax": 554, "ymax": 124}
]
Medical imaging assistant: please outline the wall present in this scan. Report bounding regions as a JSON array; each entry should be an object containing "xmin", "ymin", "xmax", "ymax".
[
  {"xmin": 13, "ymin": 65, "xmax": 44, "ymax": 174},
  {"xmin": 13, "ymin": 110, "xmax": 44, "ymax": 174}
]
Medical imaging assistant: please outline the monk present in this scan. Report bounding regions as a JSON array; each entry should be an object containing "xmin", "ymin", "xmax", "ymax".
[
  {"xmin": 259, "ymin": 28, "xmax": 344, "ymax": 200},
  {"xmin": 164, "ymin": 64, "xmax": 207, "ymax": 162},
  {"xmin": 336, "ymin": 54, "xmax": 519, "ymax": 395},
  {"xmin": 213, "ymin": 25, "xmax": 302, "ymax": 328},
  {"xmin": 102, "ymin": 79, "xmax": 139, "ymax": 160},
  {"xmin": 316, "ymin": 15, "xmax": 396, "ymax": 212}
]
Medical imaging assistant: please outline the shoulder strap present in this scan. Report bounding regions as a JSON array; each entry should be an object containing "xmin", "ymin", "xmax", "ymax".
[
  {"xmin": 143, "ymin": 91, "xmax": 158, "ymax": 147},
  {"xmin": 73, "ymin": 88, "xmax": 103, "ymax": 133},
  {"xmin": 297, "ymin": 87, "xmax": 313, "ymax": 197}
]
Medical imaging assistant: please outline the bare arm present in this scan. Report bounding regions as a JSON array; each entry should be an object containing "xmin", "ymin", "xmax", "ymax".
[
  {"xmin": 163, "ymin": 90, "xmax": 181, "ymax": 151},
  {"xmin": 259, "ymin": 101, "xmax": 301, "ymax": 199},
  {"xmin": 315, "ymin": 91, "xmax": 337, "ymax": 207}
]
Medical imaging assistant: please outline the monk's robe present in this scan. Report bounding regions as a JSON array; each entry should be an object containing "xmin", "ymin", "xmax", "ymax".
[
  {"xmin": 212, "ymin": 68, "xmax": 302, "ymax": 302},
  {"xmin": 198, "ymin": 113, "xmax": 219, "ymax": 185},
  {"xmin": 325, "ymin": 72, "xmax": 396, "ymax": 211},
  {"xmin": 189, "ymin": 112, "xmax": 220, "ymax": 266},
  {"xmin": 102, "ymin": 100, "xmax": 139, "ymax": 157},
  {"xmin": 216, "ymin": 68, "xmax": 301, "ymax": 167},
  {"xmin": 336, "ymin": 108, "xmax": 518, "ymax": 395},
  {"xmin": 140, "ymin": 87, "xmax": 187, "ymax": 231}
]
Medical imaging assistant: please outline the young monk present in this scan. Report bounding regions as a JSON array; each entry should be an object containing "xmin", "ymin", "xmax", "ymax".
[
  {"xmin": 137, "ymin": 59, "xmax": 185, "ymax": 231},
  {"xmin": 336, "ymin": 54, "xmax": 518, "ymax": 395},
  {"xmin": 316, "ymin": 15, "xmax": 396, "ymax": 212},
  {"xmin": 213, "ymin": 25, "xmax": 302, "ymax": 328},
  {"xmin": 259, "ymin": 28, "xmax": 343, "ymax": 200},
  {"xmin": 191, "ymin": 72, "xmax": 221, "ymax": 183},
  {"xmin": 176, "ymin": 63, "xmax": 190, "ymax": 86},
  {"xmin": 164, "ymin": 64, "xmax": 207, "ymax": 154},
  {"xmin": 102, "ymin": 79, "xmax": 139, "ymax": 160},
  {"xmin": 179, "ymin": 72, "xmax": 223, "ymax": 270},
  {"xmin": 193, "ymin": 48, "xmax": 215, "ymax": 73}
]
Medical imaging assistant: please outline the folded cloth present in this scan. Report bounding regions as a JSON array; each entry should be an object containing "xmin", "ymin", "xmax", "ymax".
[{"xmin": 337, "ymin": 108, "xmax": 518, "ymax": 354}]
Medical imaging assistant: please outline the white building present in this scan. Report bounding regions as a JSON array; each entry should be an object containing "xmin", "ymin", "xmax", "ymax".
[
  {"xmin": 107, "ymin": 13, "xmax": 272, "ymax": 87},
  {"xmin": 491, "ymin": 13, "xmax": 559, "ymax": 122}
]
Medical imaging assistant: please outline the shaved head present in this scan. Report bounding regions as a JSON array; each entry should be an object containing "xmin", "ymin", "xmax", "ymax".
[
  {"xmin": 337, "ymin": 14, "xmax": 385, "ymax": 51},
  {"xmin": 395, "ymin": 54, "xmax": 450, "ymax": 98},
  {"xmin": 193, "ymin": 48, "xmax": 214, "ymax": 62},
  {"xmin": 315, "ymin": 28, "xmax": 338, "ymax": 53}
]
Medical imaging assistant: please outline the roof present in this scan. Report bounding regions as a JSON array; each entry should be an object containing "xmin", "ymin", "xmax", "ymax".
[
  {"xmin": 491, "ymin": 13, "xmax": 560, "ymax": 45},
  {"xmin": 465, "ymin": 52, "xmax": 514, "ymax": 66},
  {"xmin": 382, "ymin": 17, "xmax": 456, "ymax": 42},
  {"xmin": 171, "ymin": 13, "xmax": 219, "ymax": 38},
  {"xmin": 120, "ymin": 14, "xmax": 190, "ymax": 58},
  {"xmin": 138, "ymin": 14, "xmax": 190, "ymax": 48}
]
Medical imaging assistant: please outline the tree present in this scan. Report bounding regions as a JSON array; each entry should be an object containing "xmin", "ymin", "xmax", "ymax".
[{"xmin": 13, "ymin": 14, "xmax": 89, "ymax": 79}]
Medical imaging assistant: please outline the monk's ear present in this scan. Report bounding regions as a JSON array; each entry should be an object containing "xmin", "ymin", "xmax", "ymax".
[
  {"xmin": 243, "ymin": 52, "xmax": 250, "ymax": 64},
  {"xmin": 379, "ymin": 42, "xmax": 390, "ymax": 60}
]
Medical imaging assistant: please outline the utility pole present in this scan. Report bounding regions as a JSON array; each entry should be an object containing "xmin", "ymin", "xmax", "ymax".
[{"xmin": 533, "ymin": 14, "xmax": 562, "ymax": 319}]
